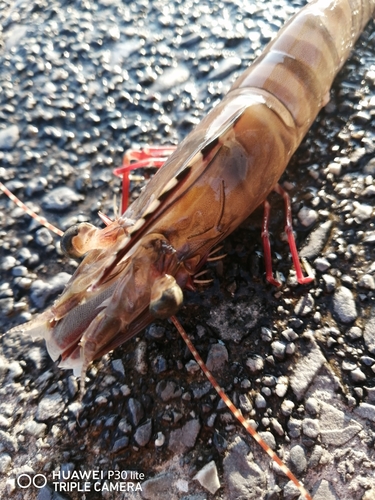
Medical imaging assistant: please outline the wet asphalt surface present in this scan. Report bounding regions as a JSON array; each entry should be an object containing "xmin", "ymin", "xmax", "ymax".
[{"xmin": 0, "ymin": 0, "xmax": 375, "ymax": 499}]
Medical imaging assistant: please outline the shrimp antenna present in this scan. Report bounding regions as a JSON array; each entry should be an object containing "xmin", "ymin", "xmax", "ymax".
[{"xmin": 0, "ymin": 182, "xmax": 63, "ymax": 237}]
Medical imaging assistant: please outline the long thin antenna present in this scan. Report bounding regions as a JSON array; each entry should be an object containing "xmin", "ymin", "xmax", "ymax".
[
  {"xmin": 171, "ymin": 316, "xmax": 312, "ymax": 500},
  {"xmin": 0, "ymin": 182, "xmax": 64, "ymax": 237}
]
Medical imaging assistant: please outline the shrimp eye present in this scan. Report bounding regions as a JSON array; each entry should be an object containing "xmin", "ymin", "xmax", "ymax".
[
  {"xmin": 60, "ymin": 222, "xmax": 97, "ymax": 258},
  {"xmin": 150, "ymin": 275, "xmax": 183, "ymax": 319}
]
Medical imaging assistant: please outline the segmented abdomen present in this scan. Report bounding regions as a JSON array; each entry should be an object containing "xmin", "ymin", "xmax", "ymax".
[{"xmin": 233, "ymin": 0, "xmax": 375, "ymax": 140}]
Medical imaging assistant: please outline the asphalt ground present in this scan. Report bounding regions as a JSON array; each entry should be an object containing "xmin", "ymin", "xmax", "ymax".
[{"xmin": 0, "ymin": 1, "xmax": 375, "ymax": 499}]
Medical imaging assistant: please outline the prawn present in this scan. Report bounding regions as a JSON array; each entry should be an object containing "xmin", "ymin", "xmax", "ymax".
[
  {"xmin": 1, "ymin": 0, "xmax": 374, "ymax": 498},
  {"xmin": 14, "ymin": 0, "xmax": 374, "ymax": 379}
]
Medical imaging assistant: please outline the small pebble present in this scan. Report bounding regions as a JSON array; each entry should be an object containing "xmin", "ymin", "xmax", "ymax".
[
  {"xmin": 118, "ymin": 418, "xmax": 132, "ymax": 435},
  {"xmin": 275, "ymin": 380, "xmax": 288, "ymax": 398},
  {"xmin": 111, "ymin": 359, "xmax": 125, "ymax": 377},
  {"xmin": 352, "ymin": 202, "xmax": 373, "ymax": 222},
  {"xmin": 281, "ymin": 400, "xmax": 295, "ymax": 416},
  {"xmin": 1, "ymin": 256, "xmax": 17, "ymax": 271},
  {"xmin": 260, "ymin": 327, "xmax": 273, "ymax": 342},
  {"xmin": 185, "ymin": 360, "xmax": 200, "ymax": 374},
  {"xmin": 239, "ymin": 394, "xmax": 253, "ymax": 413},
  {"xmin": 350, "ymin": 367, "xmax": 366, "ymax": 382},
  {"xmin": 294, "ymin": 293, "xmax": 315, "ymax": 316},
  {"xmin": 36, "ymin": 394, "xmax": 64, "ymax": 421},
  {"xmin": 271, "ymin": 418, "xmax": 284, "ymax": 436},
  {"xmin": 246, "ymin": 355, "xmax": 264, "ymax": 373},
  {"xmin": 194, "ymin": 460, "xmax": 220, "ymax": 495},
  {"xmin": 24, "ymin": 420, "xmax": 47, "ymax": 438},
  {"xmin": 112, "ymin": 436, "xmax": 129, "ymax": 452},
  {"xmin": 346, "ymin": 326, "xmax": 362, "ymax": 340},
  {"xmin": 322, "ymin": 274, "xmax": 336, "ymax": 292},
  {"xmin": 26, "ymin": 177, "xmax": 48, "ymax": 195},
  {"xmin": 206, "ymin": 343, "xmax": 228, "ymax": 372},
  {"xmin": 360, "ymin": 356, "xmax": 375, "ymax": 366},
  {"xmin": 300, "ymin": 220, "xmax": 332, "ymax": 259},
  {"xmin": 35, "ymin": 227, "xmax": 54, "ymax": 247},
  {"xmin": 326, "ymin": 162, "xmax": 341, "ymax": 176},
  {"xmin": 305, "ymin": 397, "xmax": 319, "ymax": 415},
  {"xmin": 258, "ymin": 431, "xmax": 276, "ymax": 449},
  {"xmin": 0, "ymin": 453, "xmax": 12, "ymax": 474},
  {"xmin": 287, "ymin": 418, "xmax": 302, "ymax": 438},
  {"xmin": 333, "ymin": 287, "xmax": 357, "ymax": 324},
  {"xmin": 358, "ymin": 274, "xmax": 375, "ymax": 290},
  {"xmin": 7, "ymin": 361, "xmax": 23, "ymax": 380},
  {"xmin": 153, "ymin": 355, "xmax": 167, "ymax": 373},
  {"xmin": 285, "ymin": 342, "xmax": 296, "ymax": 355},
  {"xmin": 155, "ymin": 432, "xmax": 165, "ymax": 447},
  {"xmin": 0, "ymin": 125, "xmax": 19, "ymax": 150},
  {"xmin": 42, "ymin": 187, "xmax": 84, "ymax": 211},
  {"xmin": 156, "ymin": 380, "xmax": 182, "ymax": 401},
  {"xmin": 298, "ymin": 207, "xmax": 318, "ymax": 227},
  {"xmin": 302, "ymin": 418, "xmax": 320, "ymax": 439},
  {"xmin": 289, "ymin": 444, "xmax": 307, "ymax": 474},
  {"xmin": 241, "ymin": 378, "xmax": 251, "ymax": 389},
  {"xmin": 134, "ymin": 419, "xmax": 152, "ymax": 447},
  {"xmin": 168, "ymin": 419, "xmax": 201, "ymax": 454},
  {"xmin": 271, "ymin": 340, "xmax": 286, "ymax": 360},
  {"xmin": 128, "ymin": 398, "xmax": 144, "ymax": 426},
  {"xmin": 342, "ymin": 360, "xmax": 357, "ymax": 371},
  {"xmin": 255, "ymin": 393, "xmax": 267, "ymax": 409},
  {"xmin": 314, "ymin": 257, "xmax": 331, "ymax": 272},
  {"xmin": 210, "ymin": 56, "xmax": 242, "ymax": 80},
  {"xmin": 0, "ymin": 416, "xmax": 11, "ymax": 429}
]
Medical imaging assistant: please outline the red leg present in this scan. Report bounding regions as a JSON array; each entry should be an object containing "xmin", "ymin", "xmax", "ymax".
[
  {"xmin": 261, "ymin": 199, "xmax": 282, "ymax": 287},
  {"xmin": 113, "ymin": 146, "xmax": 177, "ymax": 212},
  {"xmin": 274, "ymin": 184, "xmax": 314, "ymax": 285}
]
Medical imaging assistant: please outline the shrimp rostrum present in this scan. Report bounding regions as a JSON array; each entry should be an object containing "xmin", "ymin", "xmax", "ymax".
[{"xmin": 10, "ymin": 0, "xmax": 375, "ymax": 381}]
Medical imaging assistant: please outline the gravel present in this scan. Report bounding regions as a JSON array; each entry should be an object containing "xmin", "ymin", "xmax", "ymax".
[
  {"xmin": 1, "ymin": 1, "xmax": 375, "ymax": 499},
  {"xmin": 193, "ymin": 460, "xmax": 220, "ymax": 495},
  {"xmin": 205, "ymin": 342, "xmax": 228, "ymax": 372},
  {"xmin": 168, "ymin": 419, "xmax": 201, "ymax": 454},
  {"xmin": 0, "ymin": 125, "xmax": 20, "ymax": 150},
  {"xmin": 134, "ymin": 419, "xmax": 152, "ymax": 447},
  {"xmin": 332, "ymin": 286, "xmax": 358, "ymax": 323}
]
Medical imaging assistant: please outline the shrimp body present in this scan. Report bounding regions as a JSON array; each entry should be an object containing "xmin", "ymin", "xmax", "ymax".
[{"xmin": 11, "ymin": 0, "xmax": 375, "ymax": 379}]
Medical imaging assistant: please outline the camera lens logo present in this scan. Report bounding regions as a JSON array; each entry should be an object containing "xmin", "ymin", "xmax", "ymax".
[{"xmin": 17, "ymin": 473, "xmax": 47, "ymax": 489}]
